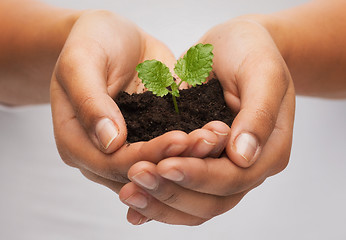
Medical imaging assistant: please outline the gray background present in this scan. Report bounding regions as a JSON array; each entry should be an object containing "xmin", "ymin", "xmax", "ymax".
[{"xmin": 1, "ymin": 0, "xmax": 346, "ymax": 239}]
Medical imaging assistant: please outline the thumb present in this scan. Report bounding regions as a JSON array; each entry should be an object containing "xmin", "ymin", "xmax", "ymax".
[
  {"xmin": 225, "ymin": 57, "xmax": 290, "ymax": 168},
  {"xmin": 54, "ymin": 47, "xmax": 127, "ymax": 154}
]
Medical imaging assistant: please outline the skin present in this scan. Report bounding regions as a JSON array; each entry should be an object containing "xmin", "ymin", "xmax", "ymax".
[
  {"xmin": 120, "ymin": 18, "xmax": 296, "ymax": 225},
  {"xmin": 119, "ymin": 0, "xmax": 346, "ymax": 225},
  {"xmin": 1, "ymin": 0, "xmax": 227, "ymax": 218},
  {"xmin": 2, "ymin": 0, "xmax": 346, "ymax": 227},
  {"xmin": 0, "ymin": 0, "xmax": 79, "ymax": 105},
  {"xmin": 50, "ymin": 11, "xmax": 230, "ymax": 195},
  {"xmin": 0, "ymin": 1, "xmax": 206, "ymax": 189}
]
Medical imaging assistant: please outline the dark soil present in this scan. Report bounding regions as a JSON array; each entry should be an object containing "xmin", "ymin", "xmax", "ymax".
[{"xmin": 115, "ymin": 79, "xmax": 235, "ymax": 143}]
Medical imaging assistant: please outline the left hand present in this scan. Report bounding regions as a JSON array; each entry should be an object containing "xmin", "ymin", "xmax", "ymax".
[
  {"xmin": 118, "ymin": 16, "xmax": 295, "ymax": 225},
  {"xmin": 118, "ymin": 121, "xmax": 256, "ymax": 225},
  {"xmin": 51, "ymin": 10, "xmax": 185, "ymax": 190}
]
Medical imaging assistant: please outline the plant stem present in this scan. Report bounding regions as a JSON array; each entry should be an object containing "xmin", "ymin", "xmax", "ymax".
[
  {"xmin": 177, "ymin": 80, "xmax": 183, "ymax": 88},
  {"xmin": 172, "ymin": 94, "xmax": 179, "ymax": 114}
]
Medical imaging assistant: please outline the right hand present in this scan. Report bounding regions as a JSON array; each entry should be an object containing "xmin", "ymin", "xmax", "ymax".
[
  {"xmin": 50, "ymin": 10, "xmax": 188, "ymax": 190},
  {"xmin": 118, "ymin": 16, "xmax": 296, "ymax": 225}
]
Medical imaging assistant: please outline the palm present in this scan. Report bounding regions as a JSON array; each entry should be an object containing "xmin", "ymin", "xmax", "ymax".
[
  {"xmin": 51, "ymin": 11, "xmax": 179, "ymax": 186},
  {"xmin": 116, "ymin": 20, "xmax": 296, "ymax": 226}
]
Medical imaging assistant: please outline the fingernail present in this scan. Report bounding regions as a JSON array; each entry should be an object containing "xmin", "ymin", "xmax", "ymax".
[
  {"xmin": 203, "ymin": 139, "xmax": 216, "ymax": 146},
  {"xmin": 233, "ymin": 133, "xmax": 259, "ymax": 162},
  {"xmin": 95, "ymin": 118, "xmax": 118, "ymax": 149},
  {"xmin": 124, "ymin": 193, "xmax": 147, "ymax": 209},
  {"xmin": 132, "ymin": 171, "xmax": 158, "ymax": 190},
  {"xmin": 161, "ymin": 169, "xmax": 184, "ymax": 182},
  {"xmin": 191, "ymin": 139, "xmax": 216, "ymax": 157},
  {"xmin": 137, "ymin": 217, "xmax": 150, "ymax": 225},
  {"xmin": 213, "ymin": 130, "xmax": 229, "ymax": 136}
]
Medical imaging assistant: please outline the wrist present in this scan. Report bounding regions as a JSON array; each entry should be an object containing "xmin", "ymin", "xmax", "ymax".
[
  {"xmin": 231, "ymin": 14, "xmax": 291, "ymax": 63},
  {"xmin": 39, "ymin": 8, "xmax": 83, "ymax": 61}
]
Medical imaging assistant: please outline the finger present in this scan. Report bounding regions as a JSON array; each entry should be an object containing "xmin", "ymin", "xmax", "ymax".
[
  {"xmin": 119, "ymin": 182, "xmax": 206, "ymax": 226},
  {"xmin": 157, "ymin": 156, "xmax": 266, "ymax": 196},
  {"xmin": 201, "ymin": 22, "xmax": 291, "ymax": 168},
  {"xmin": 51, "ymin": 83, "xmax": 189, "ymax": 182},
  {"xmin": 54, "ymin": 13, "xmax": 142, "ymax": 154},
  {"xmin": 128, "ymin": 162, "xmax": 244, "ymax": 219},
  {"xmin": 157, "ymin": 83, "xmax": 295, "ymax": 196},
  {"xmin": 255, "ymin": 79, "xmax": 295, "ymax": 176},
  {"xmin": 182, "ymin": 129, "xmax": 218, "ymax": 158},
  {"xmin": 225, "ymin": 48, "xmax": 289, "ymax": 168},
  {"xmin": 126, "ymin": 208, "xmax": 150, "ymax": 225},
  {"xmin": 124, "ymin": 162, "xmax": 246, "ymax": 220},
  {"xmin": 103, "ymin": 130, "xmax": 189, "ymax": 180},
  {"xmin": 55, "ymin": 51, "xmax": 127, "ymax": 154},
  {"xmin": 201, "ymin": 121, "xmax": 231, "ymax": 157}
]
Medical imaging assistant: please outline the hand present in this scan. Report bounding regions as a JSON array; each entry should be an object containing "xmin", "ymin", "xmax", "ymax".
[
  {"xmin": 119, "ymin": 17, "xmax": 295, "ymax": 225},
  {"xmin": 51, "ymin": 10, "xmax": 184, "ymax": 190}
]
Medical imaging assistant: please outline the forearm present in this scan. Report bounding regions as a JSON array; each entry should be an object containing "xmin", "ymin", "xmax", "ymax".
[
  {"xmin": 0, "ymin": 0, "xmax": 81, "ymax": 105},
  {"xmin": 250, "ymin": 0, "xmax": 346, "ymax": 98}
]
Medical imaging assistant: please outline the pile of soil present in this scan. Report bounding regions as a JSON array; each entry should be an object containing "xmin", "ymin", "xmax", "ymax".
[{"xmin": 115, "ymin": 79, "xmax": 235, "ymax": 143}]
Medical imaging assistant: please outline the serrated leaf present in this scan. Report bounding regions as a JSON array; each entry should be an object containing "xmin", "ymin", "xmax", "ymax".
[
  {"xmin": 174, "ymin": 43, "xmax": 214, "ymax": 87},
  {"xmin": 136, "ymin": 60, "xmax": 174, "ymax": 97}
]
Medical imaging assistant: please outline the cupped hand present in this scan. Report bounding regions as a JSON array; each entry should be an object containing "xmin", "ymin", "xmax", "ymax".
[
  {"xmin": 51, "ymin": 10, "xmax": 184, "ymax": 190},
  {"xmin": 119, "ymin": 17, "xmax": 295, "ymax": 225}
]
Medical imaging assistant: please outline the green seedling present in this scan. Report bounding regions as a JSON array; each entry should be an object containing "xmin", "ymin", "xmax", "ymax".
[{"xmin": 136, "ymin": 43, "xmax": 214, "ymax": 113}]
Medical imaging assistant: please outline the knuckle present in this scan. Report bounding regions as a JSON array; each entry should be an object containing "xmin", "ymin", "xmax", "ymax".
[
  {"xmin": 55, "ymin": 48, "xmax": 92, "ymax": 94},
  {"xmin": 250, "ymin": 105, "xmax": 278, "ymax": 142},
  {"xmin": 75, "ymin": 95, "xmax": 98, "ymax": 127},
  {"xmin": 202, "ymin": 198, "xmax": 227, "ymax": 219},
  {"xmin": 255, "ymin": 106, "xmax": 276, "ymax": 131},
  {"xmin": 278, "ymin": 156, "xmax": 290, "ymax": 172},
  {"xmin": 272, "ymin": 154, "xmax": 290, "ymax": 175},
  {"xmin": 267, "ymin": 59, "xmax": 289, "ymax": 86},
  {"xmin": 221, "ymin": 172, "xmax": 247, "ymax": 196},
  {"xmin": 56, "ymin": 46, "xmax": 87, "ymax": 79},
  {"xmin": 80, "ymin": 169, "xmax": 96, "ymax": 182},
  {"xmin": 137, "ymin": 143, "xmax": 149, "ymax": 160},
  {"xmin": 83, "ymin": 9, "xmax": 114, "ymax": 20},
  {"xmin": 60, "ymin": 156, "xmax": 76, "ymax": 168},
  {"xmin": 52, "ymin": 119, "xmax": 79, "ymax": 168},
  {"xmin": 202, "ymin": 159, "xmax": 246, "ymax": 196},
  {"xmin": 56, "ymin": 146, "xmax": 77, "ymax": 168},
  {"xmin": 188, "ymin": 161, "xmax": 210, "ymax": 191},
  {"xmin": 160, "ymin": 191, "xmax": 180, "ymax": 205},
  {"xmin": 104, "ymin": 168, "xmax": 129, "ymax": 183},
  {"xmin": 189, "ymin": 177, "xmax": 207, "ymax": 192},
  {"xmin": 54, "ymin": 134, "xmax": 77, "ymax": 168},
  {"xmin": 149, "ymin": 208, "xmax": 170, "ymax": 224},
  {"xmin": 93, "ymin": 10, "xmax": 114, "ymax": 19},
  {"xmin": 261, "ymin": 54, "xmax": 290, "ymax": 96}
]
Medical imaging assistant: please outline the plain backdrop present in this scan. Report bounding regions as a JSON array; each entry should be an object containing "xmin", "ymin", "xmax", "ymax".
[{"xmin": 1, "ymin": 0, "xmax": 346, "ymax": 239}]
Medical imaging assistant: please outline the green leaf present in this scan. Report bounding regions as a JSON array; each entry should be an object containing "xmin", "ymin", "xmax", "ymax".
[
  {"xmin": 174, "ymin": 43, "xmax": 214, "ymax": 87},
  {"xmin": 136, "ymin": 60, "xmax": 174, "ymax": 97},
  {"xmin": 170, "ymin": 81, "xmax": 180, "ymax": 97}
]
